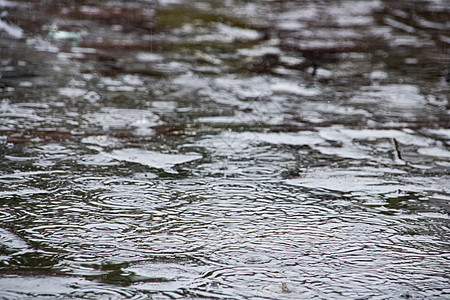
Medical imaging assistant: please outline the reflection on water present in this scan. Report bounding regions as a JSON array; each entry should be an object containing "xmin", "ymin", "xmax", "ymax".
[{"xmin": 0, "ymin": 0, "xmax": 449, "ymax": 298}]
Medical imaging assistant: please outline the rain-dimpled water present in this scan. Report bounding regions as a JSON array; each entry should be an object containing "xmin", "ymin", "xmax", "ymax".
[{"xmin": 0, "ymin": 0, "xmax": 449, "ymax": 299}]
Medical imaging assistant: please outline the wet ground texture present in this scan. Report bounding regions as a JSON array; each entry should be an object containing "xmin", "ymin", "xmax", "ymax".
[{"xmin": 0, "ymin": 0, "xmax": 449, "ymax": 299}]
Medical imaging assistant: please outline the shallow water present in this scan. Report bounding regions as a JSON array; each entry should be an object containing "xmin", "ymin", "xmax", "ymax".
[{"xmin": 0, "ymin": 0, "xmax": 449, "ymax": 298}]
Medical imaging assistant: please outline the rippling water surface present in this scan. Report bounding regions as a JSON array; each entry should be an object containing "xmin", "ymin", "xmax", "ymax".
[{"xmin": 0, "ymin": 0, "xmax": 449, "ymax": 298}]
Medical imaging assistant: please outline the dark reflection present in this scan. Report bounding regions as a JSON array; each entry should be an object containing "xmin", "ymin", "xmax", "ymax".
[
  {"xmin": 5, "ymin": 252, "xmax": 60, "ymax": 272},
  {"xmin": 0, "ymin": 0, "xmax": 449, "ymax": 298}
]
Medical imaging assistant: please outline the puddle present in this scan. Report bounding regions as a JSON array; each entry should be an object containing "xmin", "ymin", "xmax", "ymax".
[{"xmin": 0, "ymin": 0, "xmax": 449, "ymax": 299}]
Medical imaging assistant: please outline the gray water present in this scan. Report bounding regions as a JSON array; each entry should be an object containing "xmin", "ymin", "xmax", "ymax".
[{"xmin": 0, "ymin": 0, "xmax": 449, "ymax": 299}]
